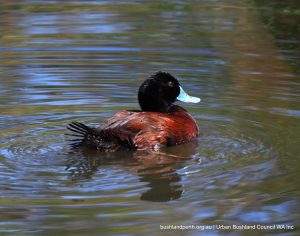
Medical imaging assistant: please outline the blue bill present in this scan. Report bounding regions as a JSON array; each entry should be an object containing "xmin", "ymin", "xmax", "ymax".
[{"xmin": 177, "ymin": 86, "xmax": 201, "ymax": 103}]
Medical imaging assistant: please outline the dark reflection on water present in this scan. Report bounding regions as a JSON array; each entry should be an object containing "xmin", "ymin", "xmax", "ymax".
[
  {"xmin": 66, "ymin": 142, "xmax": 198, "ymax": 202},
  {"xmin": 0, "ymin": 0, "xmax": 300, "ymax": 235}
]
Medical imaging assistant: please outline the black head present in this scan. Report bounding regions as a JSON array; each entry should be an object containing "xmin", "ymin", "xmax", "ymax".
[{"xmin": 138, "ymin": 71, "xmax": 181, "ymax": 113}]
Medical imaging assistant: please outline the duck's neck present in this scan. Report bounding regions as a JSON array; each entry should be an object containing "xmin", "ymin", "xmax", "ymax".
[
  {"xmin": 139, "ymin": 101, "xmax": 170, "ymax": 113},
  {"xmin": 139, "ymin": 100, "xmax": 179, "ymax": 113},
  {"xmin": 138, "ymin": 92, "xmax": 171, "ymax": 113}
]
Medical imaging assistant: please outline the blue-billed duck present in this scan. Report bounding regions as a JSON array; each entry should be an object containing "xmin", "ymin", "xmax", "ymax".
[{"xmin": 67, "ymin": 71, "xmax": 200, "ymax": 151}]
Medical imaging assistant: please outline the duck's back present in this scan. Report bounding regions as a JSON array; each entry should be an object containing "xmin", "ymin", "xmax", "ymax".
[{"xmin": 67, "ymin": 106, "xmax": 199, "ymax": 151}]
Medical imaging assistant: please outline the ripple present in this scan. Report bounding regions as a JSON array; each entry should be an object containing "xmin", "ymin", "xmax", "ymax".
[
  {"xmin": 0, "ymin": 0, "xmax": 299, "ymax": 234},
  {"xmin": 0, "ymin": 123, "xmax": 67, "ymax": 170},
  {"xmin": 268, "ymin": 107, "xmax": 300, "ymax": 117},
  {"xmin": 180, "ymin": 119, "xmax": 273, "ymax": 177}
]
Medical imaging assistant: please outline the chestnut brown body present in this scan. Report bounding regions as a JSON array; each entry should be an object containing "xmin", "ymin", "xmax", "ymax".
[{"xmin": 99, "ymin": 106, "xmax": 199, "ymax": 150}]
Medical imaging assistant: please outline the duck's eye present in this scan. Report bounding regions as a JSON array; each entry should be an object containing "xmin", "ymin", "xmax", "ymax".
[{"xmin": 168, "ymin": 81, "xmax": 174, "ymax": 87}]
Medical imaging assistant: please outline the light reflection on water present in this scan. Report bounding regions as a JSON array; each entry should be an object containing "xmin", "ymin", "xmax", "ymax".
[{"xmin": 0, "ymin": 0, "xmax": 300, "ymax": 235}]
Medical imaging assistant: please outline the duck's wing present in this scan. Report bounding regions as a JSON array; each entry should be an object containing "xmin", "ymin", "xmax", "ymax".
[{"xmin": 118, "ymin": 113, "xmax": 175, "ymax": 150}]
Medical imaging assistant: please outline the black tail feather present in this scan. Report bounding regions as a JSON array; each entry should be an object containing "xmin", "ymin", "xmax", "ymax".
[
  {"xmin": 66, "ymin": 121, "xmax": 93, "ymax": 148},
  {"xmin": 66, "ymin": 121, "xmax": 136, "ymax": 151},
  {"xmin": 68, "ymin": 122, "xmax": 90, "ymax": 133},
  {"xmin": 68, "ymin": 138, "xmax": 84, "ymax": 142},
  {"xmin": 64, "ymin": 133, "xmax": 84, "ymax": 138},
  {"xmin": 67, "ymin": 126, "xmax": 86, "ymax": 135}
]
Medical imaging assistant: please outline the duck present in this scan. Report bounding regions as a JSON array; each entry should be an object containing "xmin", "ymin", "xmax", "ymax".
[{"xmin": 67, "ymin": 71, "xmax": 200, "ymax": 151}]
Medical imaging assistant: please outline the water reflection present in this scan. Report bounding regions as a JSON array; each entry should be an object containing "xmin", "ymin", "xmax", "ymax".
[{"xmin": 66, "ymin": 142, "xmax": 198, "ymax": 202}]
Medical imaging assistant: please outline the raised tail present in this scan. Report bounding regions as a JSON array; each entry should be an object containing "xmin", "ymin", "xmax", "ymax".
[
  {"xmin": 66, "ymin": 121, "xmax": 95, "ymax": 148},
  {"xmin": 66, "ymin": 121, "xmax": 136, "ymax": 150}
]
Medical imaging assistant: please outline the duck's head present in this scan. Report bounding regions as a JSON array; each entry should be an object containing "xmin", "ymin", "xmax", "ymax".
[{"xmin": 138, "ymin": 71, "xmax": 200, "ymax": 113}]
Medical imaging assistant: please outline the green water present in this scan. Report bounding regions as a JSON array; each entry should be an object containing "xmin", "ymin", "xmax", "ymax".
[{"xmin": 0, "ymin": 0, "xmax": 299, "ymax": 235}]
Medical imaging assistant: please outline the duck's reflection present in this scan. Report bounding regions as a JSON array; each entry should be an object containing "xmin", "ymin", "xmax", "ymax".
[{"xmin": 66, "ymin": 141, "xmax": 198, "ymax": 202}]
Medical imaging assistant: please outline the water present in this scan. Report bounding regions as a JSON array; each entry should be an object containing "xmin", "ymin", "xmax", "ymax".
[{"xmin": 0, "ymin": 0, "xmax": 300, "ymax": 235}]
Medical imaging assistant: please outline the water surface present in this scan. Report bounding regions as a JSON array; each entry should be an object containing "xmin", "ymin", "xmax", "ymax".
[{"xmin": 0, "ymin": 0, "xmax": 300, "ymax": 235}]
